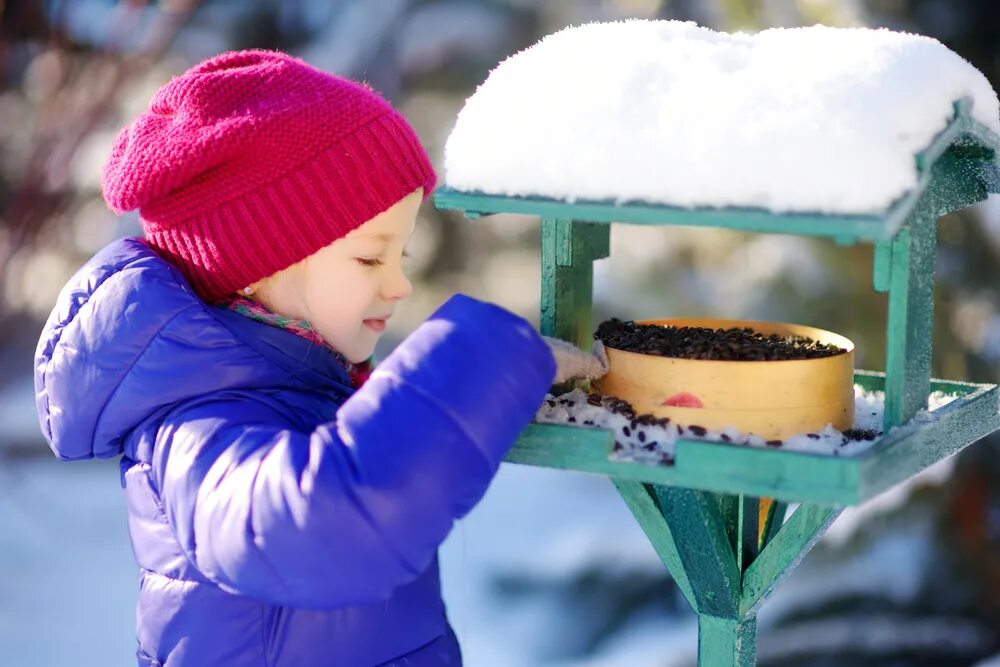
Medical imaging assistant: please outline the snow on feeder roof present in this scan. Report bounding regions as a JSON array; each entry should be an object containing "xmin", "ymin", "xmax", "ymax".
[{"xmin": 444, "ymin": 20, "xmax": 999, "ymax": 216}]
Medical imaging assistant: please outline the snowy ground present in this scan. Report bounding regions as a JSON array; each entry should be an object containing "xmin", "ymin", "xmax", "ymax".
[
  {"xmin": 0, "ymin": 377, "xmax": 45, "ymax": 454},
  {"xmin": 0, "ymin": 337, "xmax": 984, "ymax": 666},
  {"xmin": 439, "ymin": 464, "xmax": 699, "ymax": 666},
  {"xmin": 0, "ymin": 453, "xmax": 701, "ymax": 666},
  {"xmin": 0, "ymin": 458, "xmax": 136, "ymax": 665},
  {"xmin": 0, "ymin": 446, "xmax": 975, "ymax": 666}
]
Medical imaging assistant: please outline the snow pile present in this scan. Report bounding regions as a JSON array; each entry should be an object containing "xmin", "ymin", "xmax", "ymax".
[
  {"xmin": 534, "ymin": 385, "xmax": 958, "ymax": 463},
  {"xmin": 445, "ymin": 20, "xmax": 999, "ymax": 215}
]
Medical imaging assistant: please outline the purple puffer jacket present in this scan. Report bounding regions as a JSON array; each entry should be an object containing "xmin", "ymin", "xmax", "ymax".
[{"xmin": 33, "ymin": 237, "xmax": 556, "ymax": 666}]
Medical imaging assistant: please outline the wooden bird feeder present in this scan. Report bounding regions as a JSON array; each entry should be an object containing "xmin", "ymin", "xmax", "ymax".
[{"xmin": 437, "ymin": 79, "xmax": 1000, "ymax": 666}]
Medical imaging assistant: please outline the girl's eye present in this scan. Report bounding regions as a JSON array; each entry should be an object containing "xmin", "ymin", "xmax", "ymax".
[{"xmin": 356, "ymin": 257, "xmax": 384, "ymax": 268}]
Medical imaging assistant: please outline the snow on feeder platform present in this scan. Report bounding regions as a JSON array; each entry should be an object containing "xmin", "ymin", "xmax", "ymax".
[{"xmin": 435, "ymin": 19, "xmax": 1000, "ymax": 667}]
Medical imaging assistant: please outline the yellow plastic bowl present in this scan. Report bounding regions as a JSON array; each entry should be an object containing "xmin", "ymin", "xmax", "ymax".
[{"xmin": 592, "ymin": 318, "xmax": 855, "ymax": 440}]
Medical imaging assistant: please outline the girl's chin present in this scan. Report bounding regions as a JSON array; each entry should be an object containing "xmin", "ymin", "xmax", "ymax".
[
  {"xmin": 344, "ymin": 343, "xmax": 376, "ymax": 365},
  {"xmin": 342, "ymin": 346, "xmax": 368, "ymax": 362}
]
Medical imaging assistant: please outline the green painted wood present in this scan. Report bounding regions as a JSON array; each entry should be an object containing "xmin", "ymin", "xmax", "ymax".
[
  {"xmin": 759, "ymin": 500, "xmax": 787, "ymax": 551},
  {"xmin": 671, "ymin": 438, "xmax": 859, "ymax": 505},
  {"xmin": 883, "ymin": 142, "xmax": 992, "ymax": 430},
  {"xmin": 507, "ymin": 373, "xmax": 997, "ymax": 506},
  {"xmin": 541, "ymin": 218, "xmax": 607, "ymax": 344},
  {"xmin": 857, "ymin": 381, "xmax": 1000, "ymax": 500},
  {"xmin": 922, "ymin": 376, "xmax": 994, "ymax": 396},
  {"xmin": 978, "ymin": 159, "xmax": 1000, "ymax": 194},
  {"xmin": 883, "ymin": 220, "xmax": 933, "ymax": 429},
  {"xmin": 653, "ymin": 486, "xmax": 742, "ymax": 619},
  {"xmin": 738, "ymin": 495, "xmax": 760, "ymax": 573},
  {"xmin": 877, "ymin": 99, "xmax": 994, "ymax": 239},
  {"xmin": 853, "ymin": 368, "xmax": 889, "ymax": 393},
  {"xmin": 716, "ymin": 493, "xmax": 740, "ymax": 557},
  {"xmin": 880, "ymin": 102, "xmax": 994, "ymax": 430},
  {"xmin": 913, "ymin": 99, "xmax": 997, "ymax": 174},
  {"xmin": 920, "ymin": 145, "xmax": 991, "ymax": 218},
  {"xmin": 716, "ymin": 492, "xmax": 763, "ymax": 574},
  {"xmin": 552, "ymin": 217, "xmax": 611, "ymax": 267},
  {"xmin": 873, "ymin": 240, "xmax": 892, "ymax": 293},
  {"xmin": 508, "ymin": 422, "xmax": 618, "ymax": 471},
  {"xmin": 540, "ymin": 218, "xmax": 610, "ymax": 393},
  {"xmin": 740, "ymin": 504, "xmax": 842, "ymax": 617},
  {"xmin": 437, "ymin": 186, "xmax": 891, "ymax": 241},
  {"xmin": 699, "ymin": 615, "xmax": 757, "ymax": 667},
  {"xmin": 851, "ymin": 369, "xmax": 981, "ymax": 396},
  {"xmin": 612, "ymin": 480, "xmax": 698, "ymax": 610},
  {"xmin": 509, "ymin": 421, "xmax": 859, "ymax": 504}
]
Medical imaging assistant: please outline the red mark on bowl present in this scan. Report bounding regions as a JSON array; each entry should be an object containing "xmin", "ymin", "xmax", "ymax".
[{"xmin": 663, "ymin": 392, "xmax": 704, "ymax": 408}]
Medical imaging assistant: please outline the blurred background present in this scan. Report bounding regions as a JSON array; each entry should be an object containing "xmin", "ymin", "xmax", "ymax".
[{"xmin": 1, "ymin": 0, "xmax": 999, "ymax": 665}]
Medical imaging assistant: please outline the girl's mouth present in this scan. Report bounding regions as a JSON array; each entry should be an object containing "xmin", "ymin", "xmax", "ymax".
[{"xmin": 363, "ymin": 319, "xmax": 386, "ymax": 332}]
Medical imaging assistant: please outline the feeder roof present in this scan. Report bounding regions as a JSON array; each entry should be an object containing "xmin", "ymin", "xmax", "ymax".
[{"xmin": 443, "ymin": 20, "xmax": 999, "ymax": 217}]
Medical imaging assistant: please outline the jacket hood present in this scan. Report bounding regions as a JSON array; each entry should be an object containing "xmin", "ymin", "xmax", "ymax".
[{"xmin": 34, "ymin": 237, "xmax": 354, "ymax": 461}]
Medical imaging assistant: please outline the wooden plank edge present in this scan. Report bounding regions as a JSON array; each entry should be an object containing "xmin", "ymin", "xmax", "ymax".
[
  {"xmin": 433, "ymin": 187, "xmax": 888, "ymax": 241},
  {"xmin": 739, "ymin": 504, "xmax": 842, "ymax": 618},
  {"xmin": 612, "ymin": 480, "xmax": 699, "ymax": 611},
  {"xmin": 506, "ymin": 375, "xmax": 997, "ymax": 505},
  {"xmin": 856, "ymin": 384, "xmax": 1000, "ymax": 500}
]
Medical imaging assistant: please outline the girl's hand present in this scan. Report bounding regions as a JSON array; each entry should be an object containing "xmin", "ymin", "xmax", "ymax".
[{"xmin": 542, "ymin": 336, "xmax": 610, "ymax": 384}]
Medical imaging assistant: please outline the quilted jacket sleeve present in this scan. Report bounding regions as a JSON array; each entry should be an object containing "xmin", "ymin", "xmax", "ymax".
[{"xmin": 151, "ymin": 294, "xmax": 556, "ymax": 608}]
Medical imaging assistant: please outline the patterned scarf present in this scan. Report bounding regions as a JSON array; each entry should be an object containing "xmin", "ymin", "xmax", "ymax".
[{"xmin": 223, "ymin": 296, "xmax": 374, "ymax": 389}]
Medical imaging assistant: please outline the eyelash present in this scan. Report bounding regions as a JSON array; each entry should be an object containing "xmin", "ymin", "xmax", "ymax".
[{"xmin": 357, "ymin": 250, "xmax": 410, "ymax": 268}]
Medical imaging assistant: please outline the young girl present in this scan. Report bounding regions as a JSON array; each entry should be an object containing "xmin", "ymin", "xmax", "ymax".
[{"xmin": 33, "ymin": 50, "xmax": 601, "ymax": 666}]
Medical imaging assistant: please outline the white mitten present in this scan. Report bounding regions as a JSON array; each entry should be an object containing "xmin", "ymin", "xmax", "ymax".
[{"xmin": 543, "ymin": 336, "xmax": 610, "ymax": 384}]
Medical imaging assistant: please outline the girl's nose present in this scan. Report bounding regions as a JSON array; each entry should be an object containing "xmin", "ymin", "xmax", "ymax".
[{"xmin": 382, "ymin": 267, "xmax": 413, "ymax": 301}]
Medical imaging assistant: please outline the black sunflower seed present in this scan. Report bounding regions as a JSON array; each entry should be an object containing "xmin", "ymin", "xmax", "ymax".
[
  {"xmin": 595, "ymin": 318, "xmax": 846, "ymax": 361},
  {"xmin": 842, "ymin": 427, "xmax": 878, "ymax": 441}
]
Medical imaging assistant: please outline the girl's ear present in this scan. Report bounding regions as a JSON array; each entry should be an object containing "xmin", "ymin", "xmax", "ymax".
[{"xmin": 242, "ymin": 275, "xmax": 269, "ymax": 297}]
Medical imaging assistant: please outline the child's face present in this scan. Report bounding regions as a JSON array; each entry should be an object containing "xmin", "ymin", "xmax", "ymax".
[{"xmin": 253, "ymin": 188, "xmax": 421, "ymax": 363}]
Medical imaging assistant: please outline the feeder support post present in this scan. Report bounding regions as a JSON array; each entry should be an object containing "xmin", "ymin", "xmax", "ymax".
[
  {"xmin": 883, "ymin": 147, "xmax": 988, "ymax": 429},
  {"xmin": 540, "ymin": 219, "xmax": 610, "ymax": 387},
  {"xmin": 699, "ymin": 615, "xmax": 757, "ymax": 667},
  {"xmin": 883, "ymin": 215, "xmax": 936, "ymax": 429}
]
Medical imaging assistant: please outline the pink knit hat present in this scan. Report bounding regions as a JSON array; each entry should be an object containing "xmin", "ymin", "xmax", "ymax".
[{"xmin": 102, "ymin": 49, "xmax": 437, "ymax": 303}]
